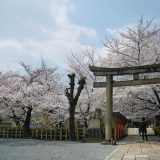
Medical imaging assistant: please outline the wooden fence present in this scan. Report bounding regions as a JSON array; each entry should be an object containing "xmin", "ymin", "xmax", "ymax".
[
  {"xmin": 0, "ymin": 128, "xmax": 82, "ymax": 141},
  {"xmin": 0, "ymin": 128, "xmax": 104, "ymax": 141},
  {"xmin": 0, "ymin": 128, "xmax": 129, "ymax": 141}
]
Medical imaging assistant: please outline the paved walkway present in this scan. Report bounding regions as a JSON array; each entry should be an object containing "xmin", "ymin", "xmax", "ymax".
[{"xmin": 105, "ymin": 136, "xmax": 160, "ymax": 160}]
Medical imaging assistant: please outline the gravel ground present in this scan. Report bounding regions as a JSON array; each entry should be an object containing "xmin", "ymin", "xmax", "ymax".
[{"xmin": 0, "ymin": 139, "xmax": 117, "ymax": 160}]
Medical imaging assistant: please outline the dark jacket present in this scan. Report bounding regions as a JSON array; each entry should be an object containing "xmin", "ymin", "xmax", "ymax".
[{"xmin": 140, "ymin": 121, "xmax": 147, "ymax": 133}]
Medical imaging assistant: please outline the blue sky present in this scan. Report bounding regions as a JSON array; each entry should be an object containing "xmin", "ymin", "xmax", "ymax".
[
  {"xmin": 0, "ymin": 0, "xmax": 160, "ymax": 73},
  {"xmin": 70, "ymin": 0, "xmax": 160, "ymax": 41}
]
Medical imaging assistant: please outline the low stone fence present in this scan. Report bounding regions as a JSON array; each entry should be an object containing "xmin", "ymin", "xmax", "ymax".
[{"xmin": 127, "ymin": 128, "xmax": 154, "ymax": 136}]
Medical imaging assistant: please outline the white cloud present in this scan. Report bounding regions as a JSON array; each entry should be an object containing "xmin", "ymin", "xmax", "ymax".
[
  {"xmin": 105, "ymin": 24, "xmax": 134, "ymax": 37},
  {"xmin": 105, "ymin": 28, "xmax": 118, "ymax": 35},
  {"xmin": 0, "ymin": 0, "xmax": 97, "ymax": 72}
]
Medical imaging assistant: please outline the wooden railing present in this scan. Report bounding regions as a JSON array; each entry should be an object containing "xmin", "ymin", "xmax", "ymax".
[{"xmin": 0, "ymin": 128, "xmax": 84, "ymax": 141}]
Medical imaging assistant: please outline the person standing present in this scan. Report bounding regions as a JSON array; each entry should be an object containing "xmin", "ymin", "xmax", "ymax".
[{"xmin": 140, "ymin": 117, "xmax": 148, "ymax": 141}]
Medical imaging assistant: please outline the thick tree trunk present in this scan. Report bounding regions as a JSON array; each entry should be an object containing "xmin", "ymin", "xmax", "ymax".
[
  {"xmin": 84, "ymin": 119, "xmax": 88, "ymax": 128},
  {"xmin": 69, "ymin": 104, "xmax": 75, "ymax": 141},
  {"xmin": 23, "ymin": 107, "xmax": 32, "ymax": 137}
]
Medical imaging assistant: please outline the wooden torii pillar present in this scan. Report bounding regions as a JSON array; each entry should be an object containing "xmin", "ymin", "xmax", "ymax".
[{"xmin": 89, "ymin": 63, "xmax": 160, "ymax": 142}]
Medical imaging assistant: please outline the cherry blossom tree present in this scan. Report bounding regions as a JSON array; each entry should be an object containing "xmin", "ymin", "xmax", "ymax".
[
  {"xmin": 104, "ymin": 16, "xmax": 160, "ymax": 67},
  {"xmin": 0, "ymin": 60, "xmax": 63, "ymax": 136}
]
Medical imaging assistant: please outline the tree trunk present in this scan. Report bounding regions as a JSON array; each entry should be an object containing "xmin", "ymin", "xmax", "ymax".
[
  {"xmin": 23, "ymin": 107, "xmax": 32, "ymax": 137},
  {"xmin": 69, "ymin": 103, "xmax": 75, "ymax": 141},
  {"xmin": 65, "ymin": 73, "xmax": 86, "ymax": 141}
]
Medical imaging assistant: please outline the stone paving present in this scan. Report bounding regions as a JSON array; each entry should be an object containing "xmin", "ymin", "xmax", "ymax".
[
  {"xmin": 105, "ymin": 136, "xmax": 160, "ymax": 160},
  {"xmin": 0, "ymin": 138, "xmax": 117, "ymax": 160}
]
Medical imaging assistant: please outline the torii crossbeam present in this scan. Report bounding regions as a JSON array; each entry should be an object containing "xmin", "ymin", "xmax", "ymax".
[{"xmin": 89, "ymin": 63, "xmax": 160, "ymax": 142}]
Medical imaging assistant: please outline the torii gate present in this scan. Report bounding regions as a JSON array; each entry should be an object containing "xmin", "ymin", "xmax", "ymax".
[{"xmin": 89, "ymin": 63, "xmax": 160, "ymax": 142}]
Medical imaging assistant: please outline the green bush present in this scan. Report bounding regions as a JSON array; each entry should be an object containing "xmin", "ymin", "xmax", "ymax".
[{"xmin": 152, "ymin": 126, "xmax": 160, "ymax": 135}]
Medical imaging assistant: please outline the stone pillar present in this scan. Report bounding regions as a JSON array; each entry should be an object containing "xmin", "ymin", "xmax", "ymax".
[{"xmin": 105, "ymin": 75, "xmax": 113, "ymax": 142}]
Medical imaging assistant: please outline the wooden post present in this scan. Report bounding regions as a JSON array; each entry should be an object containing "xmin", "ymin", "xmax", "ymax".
[
  {"xmin": 65, "ymin": 129, "xmax": 68, "ymax": 140},
  {"xmin": 50, "ymin": 130, "xmax": 52, "ymax": 140},
  {"xmin": 77, "ymin": 129, "xmax": 79, "ymax": 141},
  {"xmin": 41, "ymin": 130, "xmax": 43, "ymax": 139},
  {"xmin": 60, "ymin": 129, "xmax": 62, "ymax": 140},
  {"xmin": 36, "ymin": 130, "xmax": 38, "ymax": 139},
  {"xmin": 7, "ymin": 130, "xmax": 9, "ymax": 138},
  {"xmin": 45, "ymin": 131, "xmax": 48, "ymax": 139},
  {"xmin": 54, "ymin": 128, "xmax": 57, "ymax": 140},
  {"xmin": 83, "ymin": 127, "xmax": 86, "ymax": 139},
  {"xmin": 19, "ymin": 130, "xmax": 21, "ymax": 138},
  {"xmin": 31, "ymin": 130, "xmax": 34, "ymax": 138},
  {"xmin": 15, "ymin": 130, "xmax": 17, "ymax": 138},
  {"xmin": 105, "ymin": 75, "xmax": 113, "ymax": 142},
  {"xmin": 3, "ymin": 130, "xmax": 5, "ymax": 138}
]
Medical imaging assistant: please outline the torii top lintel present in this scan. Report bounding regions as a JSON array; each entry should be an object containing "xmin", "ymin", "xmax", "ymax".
[{"xmin": 89, "ymin": 63, "xmax": 160, "ymax": 76}]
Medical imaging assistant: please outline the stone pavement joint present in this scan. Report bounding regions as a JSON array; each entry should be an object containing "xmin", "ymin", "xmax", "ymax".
[{"xmin": 105, "ymin": 136, "xmax": 160, "ymax": 160}]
